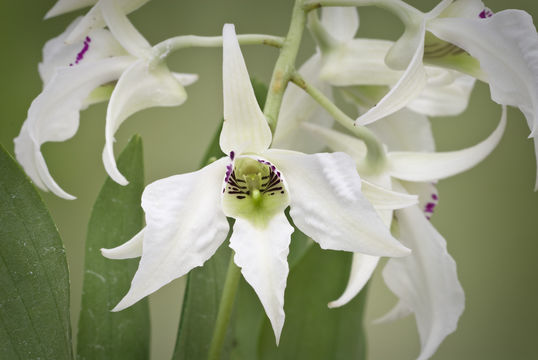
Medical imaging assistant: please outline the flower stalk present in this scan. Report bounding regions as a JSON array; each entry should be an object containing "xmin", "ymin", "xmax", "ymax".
[
  {"xmin": 264, "ymin": 0, "xmax": 309, "ymax": 133},
  {"xmin": 207, "ymin": 253, "xmax": 242, "ymax": 360},
  {"xmin": 289, "ymin": 72, "xmax": 387, "ymax": 175}
]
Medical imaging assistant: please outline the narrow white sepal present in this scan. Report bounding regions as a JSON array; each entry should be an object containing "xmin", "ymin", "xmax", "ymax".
[
  {"xmin": 229, "ymin": 213, "xmax": 293, "ymax": 344},
  {"xmin": 44, "ymin": 0, "xmax": 96, "ymax": 19},
  {"xmin": 220, "ymin": 24, "xmax": 273, "ymax": 155},
  {"xmin": 355, "ymin": 22, "xmax": 427, "ymax": 125},
  {"xmin": 361, "ymin": 180, "xmax": 418, "ymax": 210},
  {"xmin": 388, "ymin": 106, "xmax": 507, "ymax": 182},
  {"xmin": 101, "ymin": 228, "xmax": 144, "ymax": 259},
  {"xmin": 328, "ymin": 254, "xmax": 379, "ymax": 308}
]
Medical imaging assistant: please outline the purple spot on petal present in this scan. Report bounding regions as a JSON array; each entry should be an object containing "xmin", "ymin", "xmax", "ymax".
[
  {"xmin": 425, "ymin": 202, "xmax": 436, "ymax": 213},
  {"xmin": 72, "ymin": 36, "xmax": 92, "ymax": 66},
  {"xmin": 230, "ymin": 151, "xmax": 235, "ymax": 160},
  {"xmin": 432, "ymin": 193, "xmax": 438, "ymax": 200},
  {"xmin": 479, "ymin": 9, "xmax": 493, "ymax": 18}
]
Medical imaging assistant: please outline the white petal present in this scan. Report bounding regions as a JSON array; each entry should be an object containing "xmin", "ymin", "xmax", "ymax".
[
  {"xmin": 438, "ymin": 0, "xmax": 485, "ymax": 19},
  {"xmin": 15, "ymin": 56, "xmax": 132, "ymax": 199},
  {"xmin": 220, "ymin": 24, "xmax": 272, "ymax": 155},
  {"xmin": 101, "ymin": 228, "xmax": 144, "ymax": 259},
  {"xmin": 320, "ymin": 6, "xmax": 359, "ymax": 42},
  {"xmin": 45, "ymin": 0, "xmax": 96, "ymax": 19},
  {"xmin": 374, "ymin": 300, "xmax": 412, "ymax": 324},
  {"xmin": 39, "ymin": 19, "xmax": 126, "ymax": 85},
  {"xmin": 367, "ymin": 108, "xmax": 435, "ymax": 152},
  {"xmin": 428, "ymin": 10, "xmax": 538, "ymax": 187},
  {"xmin": 229, "ymin": 213, "xmax": 293, "ymax": 344},
  {"xmin": 320, "ymin": 39, "xmax": 403, "ymax": 87},
  {"xmin": 300, "ymin": 122, "xmax": 367, "ymax": 165},
  {"xmin": 265, "ymin": 149, "xmax": 410, "ymax": 257},
  {"xmin": 13, "ymin": 122, "xmax": 47, "ymax": 191},
  {"xmin": 401, "ymin": 181, "xmax": 439, "ymax": 220},
  {"xmin": 408, "ymin": 69, "xmax": 475, "ymax": 117},
  {"xmin": 388, "ymin": 106, "xmax": 506, "ymax": 182},
  {"xmin": 100, "ymin": 0, "xmax": 152, "ymax": 58},
  {"xmin": 328, "ymin": 253, "xmax": 379, "ymax": 308},
  {"xmin": 113, "ymin": 158, "xmax": 230, "ymax": 311},
  {"xmin": 272, "ymin": 53, "xmax": 335, "ymax": 153},
  {"xmin": 172, "ymin": 72, "xmax": 199, "ymax": 86},
  {"xmin": 65, "ymin": 0, "xmax": 150, "ymax": 44},
  {"xmin": 103, "ymin": 59, "xmax": 187, "ymax": 185},
  {"xmin": 355, "ymin": 22, "xmax": 427, "ymax": 125},
  {"xmin": 361, "ymin": 180, "xmax": 418, "ymax": 210},
  {"xmin": 382, "ymin": 199, "xmax": 464, "ymax": 360}
]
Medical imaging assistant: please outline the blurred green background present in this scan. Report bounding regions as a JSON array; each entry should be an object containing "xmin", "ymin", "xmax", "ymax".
[{"xmin": 1, "ymin": 0, "xmax": 537, "ymax": 359}]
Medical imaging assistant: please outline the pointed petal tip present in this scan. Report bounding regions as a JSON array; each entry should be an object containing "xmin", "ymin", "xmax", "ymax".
[{"xmin": 102, "ymin": 146, "xmax": 129, "ymax": 186}]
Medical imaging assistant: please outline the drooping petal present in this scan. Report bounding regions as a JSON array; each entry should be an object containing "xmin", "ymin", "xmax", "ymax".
[
  {"xmin": 367, "ymin": 107, "xmax": 435, "ymax": 152},
  {"xmin": 408, "ymin": 69, "xmax": 475, "ymax": 117},
  {"xmin": 382, "ymin": 192, "xmax": 464, "ymax": 360},
  {"xmin": 229, "ymin": 213, "xmax": 293, "ymax": 344},
  {"xmin": 65, "ymin": 0, "xmax": 150, "ymax": 44},
  {"xmin": 328, "ymin": 253, "xmax": 380, "ymax": 308},
  {"xmin": 13, "ymin": 122, "xmax": 47, "ymax": 191},
  {"xmin": 103, "ymin": 59, "xmax": 188, "ymax": 185},
  {"xmin": 101, "ymin": 228, "xmax": 144, "ymax": 259},
  {"xmin": 272, "ymin": 53, "xmax": 335, "ymax": 153},
  {"xmin": 428, "ymin": 10, "xmax": 538, "ymax": 187},
  {"xmin": 112, "ymin": 158, "xmax": 230, "ymax": 311},
  {"xmin": 320, "ymin": 39, "xmax": 403, "ymax": 87},
  {"xmin": 361, "ymin": 180, "xmax": 418, "ymax": 210},
  {"xmin": 45, "ymin": 0, "xmax": 96, "ymax": 19},
  {"xmin": 220, "ymin": 24, "xmax": 272, "ymax": 155},
  {"xmin": 100, "ymin": 0, "xmax": 152, "ymax": 58},
  {"xmin": 388, "ymin": 106, "xmax": 506, "ymax": 182},
  {"xmin": 265, "ymin": 149, "xmax": 410, "ymax": 257},
  {"xmin": 355, "ymin": 22, "xmax": 427, "ymax": 126},
  {"xmin": 13, "ymin": 56, "xmax": 133, "ymax": 199},
  {"xmin": 320, "ymin": 6, "xmax": 359, "ymax": 42}
]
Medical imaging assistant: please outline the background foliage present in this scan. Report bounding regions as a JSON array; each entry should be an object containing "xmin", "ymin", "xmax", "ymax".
[{"xmin": 0, "ymin": 0, "xmax": 537, "ymax": 359}]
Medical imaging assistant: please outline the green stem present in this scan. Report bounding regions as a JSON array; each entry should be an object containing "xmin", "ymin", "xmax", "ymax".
[
  {"xmin": 207, "ymin": 254, "xmax": 242, "ymax": 360},
  {"xmin": 290, "ymin": 72, "xmax": 386, "ymax": 174},
  {"xmin": 263, "ymin": 0, "xmax": 308, "ymax": 133},
  {"xmin": 153, "ymin": 34, "xmax": 284, "ymax": 58}
]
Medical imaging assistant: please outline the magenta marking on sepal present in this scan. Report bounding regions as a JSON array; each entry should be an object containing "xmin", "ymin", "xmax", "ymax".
[
  {"xmin": 69, "ymin": 36, "xmax": 92, "ymax": 66},
  {"xmin": 479, "ymin": 9, "xmax": 493, "ymax": 18}
]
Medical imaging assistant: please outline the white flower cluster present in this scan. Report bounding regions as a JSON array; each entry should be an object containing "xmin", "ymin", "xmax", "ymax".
[{"xmin": 14, "ymin": 0, "xmax": 538, "ymax": 359}]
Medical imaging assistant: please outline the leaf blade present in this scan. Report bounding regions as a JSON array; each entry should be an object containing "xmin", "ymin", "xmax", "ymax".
[
  {"xmin": 0, "ymin": 144, "xmax": 73, "ymax": 359},
  {"xmin": 76, "ymin": 135, "xmax": 150, "ymax": 360}
]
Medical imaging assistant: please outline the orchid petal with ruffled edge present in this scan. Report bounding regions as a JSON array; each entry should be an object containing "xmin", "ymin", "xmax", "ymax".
[
  {"xmin": 64, "ymin": 0, "xmax": 150, "ymax": 44},
  {"xmin": 229, "ymin": 214, "xmax": 293, "ymax": 343},
  {"xmin": 220, "ymin": 24, "xmax": 272, "ymax": 155},
  {"xmin": 381, "ymin": 182, "xmax": 464, "ymax": 360},
  {"xmin": 272, "ymin": 53, "xmax": 335, "ymax": 153},
  {"xmin": 105, "ymin": 158, "xmax": 230, "ymax": 311},
  {"xmin": 388, "ymin": 106, "xmax": 506, "ymax": 182},
  {"xmin": 428, "ymin": 9, "xmax": 538, "ymax": 188}
]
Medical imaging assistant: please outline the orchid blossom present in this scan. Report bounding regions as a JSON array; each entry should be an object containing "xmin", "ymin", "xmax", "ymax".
[
  {"xmin": 14, "ymin": 0, "xmax": 196, "ymax": 199},
  {"xmin": 100, "ymin": 24, "xmax": 412, "ymax": 343},
  {"xmin": 330, "ymin": 0, "xmax": 538, "ymax": 189}
]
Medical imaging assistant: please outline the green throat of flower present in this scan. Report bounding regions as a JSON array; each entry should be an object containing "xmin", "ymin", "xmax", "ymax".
[{"xmin": 222, "ymin": 157, "xmax": 289, "ymax": 227}]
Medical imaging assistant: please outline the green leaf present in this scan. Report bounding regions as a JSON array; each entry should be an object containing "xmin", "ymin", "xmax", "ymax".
[
  {"xmin": 77, "ymin": 136, "xmax": 150, "ymax": 360},
  {"xmin": 257, "ymin": 244, "xmax": 368, "ymax": 360},
  {"xmin": 0, "ymin": 145, "xmax": 73, "ymax": 359}
]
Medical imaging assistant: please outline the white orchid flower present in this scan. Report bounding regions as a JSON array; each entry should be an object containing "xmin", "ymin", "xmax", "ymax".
[
  {"xmin": 101, "ymin": 24, "xmax": 411, "ymax": 343},
  {"xmin": 14, "ymin": 0, "xmax": 196, "ymax": 199},
  {"xmin": 341, "ymin": 0, "xmax": 538, "ymax": 188},
  {"xmin": 299, "ymin": 105, "xmax": 505, "ymax": 360}
]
